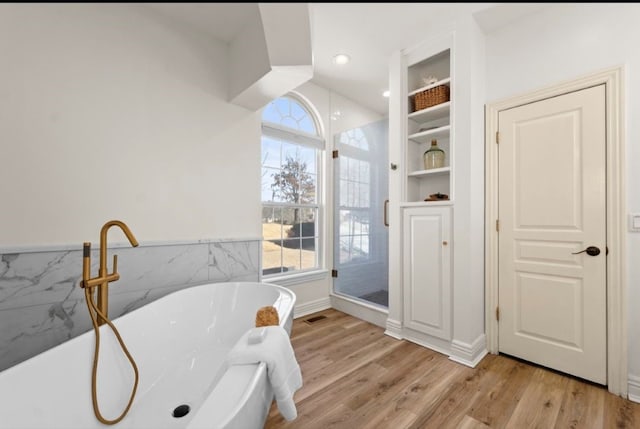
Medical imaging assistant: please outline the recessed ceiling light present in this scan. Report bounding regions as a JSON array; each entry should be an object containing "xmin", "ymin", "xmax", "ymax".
[
  {"xmin": 383, "ymin": 90, "xmax": 390, "ymax": 98},
  {"xmin": 332, "ymin": 54, "xmax": 350, "ymax": 65}
]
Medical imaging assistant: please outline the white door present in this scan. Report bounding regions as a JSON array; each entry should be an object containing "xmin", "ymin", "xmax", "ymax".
[
  {"xmin": 498, "ymin": 84, "xmax": 606, "ymax": 384},
  {"xmin": 403, "ymin": 206, "xmax": 451, "ymax": 340}
]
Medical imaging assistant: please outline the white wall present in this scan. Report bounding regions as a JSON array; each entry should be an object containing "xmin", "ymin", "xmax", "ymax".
[
  {"xmin": 0, "ymin": 4, "xmax": 261, "ymax": 247},
  {"xmin": 484, "ymin": 2, "xmax": 640, "ymax": 386}
]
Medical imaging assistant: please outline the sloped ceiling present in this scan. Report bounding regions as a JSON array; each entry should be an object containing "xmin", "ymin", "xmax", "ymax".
[
  {"xmin": 144, "ymin": 3, "xmax": 313, "ymax": 111},
  {"xmin": 142, "ymin": 3, "xmax": 552, "ymax": 115},
  {"xmin": 228, "ymin": 3, "xmax": 313, "ymax": 111}
]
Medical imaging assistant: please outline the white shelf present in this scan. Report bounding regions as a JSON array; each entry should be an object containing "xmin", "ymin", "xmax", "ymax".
[
  {"xmin": 408, "ymin": 101, "xmax": 450, "ymax": 124},
  {"xmin": 408, "ymin": 77, "xmax": 451, "ymax": 97},
  {"xmin": 408, "ymin": 125, "xmax": 451, "ymax": 144},
  {"xmin": 401, "ymin": 200, "xmax": 453, "ymax": 208},
  {"xmin": 408, "ymin": 167, "xmax": 451, "ymax": 178}
]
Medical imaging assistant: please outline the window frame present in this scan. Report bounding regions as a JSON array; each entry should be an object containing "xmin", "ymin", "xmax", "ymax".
[{"xmin": 260, "ymin": 95, "xmax": 325, "ymax": 280}]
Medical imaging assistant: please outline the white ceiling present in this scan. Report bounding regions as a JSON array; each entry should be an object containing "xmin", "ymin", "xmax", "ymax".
[
  {"xmin": 141, "ymin": 3, "xmax": 550, "ymax": 116},
  {"xmin": 143, "ymin": 3, "xmax": 257, "ymax": 43}
]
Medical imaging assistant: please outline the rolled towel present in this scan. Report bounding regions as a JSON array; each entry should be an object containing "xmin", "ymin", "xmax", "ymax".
[{"xmin": 227, "ymin": 326, "xmax": 303, "ymax": 421}]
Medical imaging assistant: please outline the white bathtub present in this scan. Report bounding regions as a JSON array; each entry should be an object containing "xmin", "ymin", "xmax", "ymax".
[{"xmin": 0, "ymin": 281, "xmax": 296, "ymax": 429}]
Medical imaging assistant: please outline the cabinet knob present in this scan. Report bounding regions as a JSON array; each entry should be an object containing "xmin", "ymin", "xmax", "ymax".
[
  {"xmin": 390, "ymin": 163, "xmax": 398, "ymax": 170},
  {"xmin": 442, "ymin": 241, "xmax": 448, "ymax": 246}
]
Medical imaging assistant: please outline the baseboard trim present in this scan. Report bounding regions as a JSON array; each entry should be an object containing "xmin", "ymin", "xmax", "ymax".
[
  {"xmin": 628, "ymin": 374, "xmax": 640, "ymax": 403},
  {"xmin": 384, "ymin": 318, "xmax": 403, "ymax": 340},
  {"xmin": 293, "ymin": 297, "xmax": 331, "ymax": 319},
  {"xmin": 449, "ymin": 334, "xmax": 488, "ymax": 368},
  {"xmin": 330, "ymin": 294, "xmax": 388, "ymax": 329},
  {"xmin": 400, "ymin": 327, "xmax": 453, "ymax": 357}
]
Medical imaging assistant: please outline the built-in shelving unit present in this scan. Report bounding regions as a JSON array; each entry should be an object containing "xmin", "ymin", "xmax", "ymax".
[
  {"xmin": 405, "ymin": 49, "xmax": 452, "ymax": 204},
  {"xmin": 389, "ymin": 26, "xmax": 487, "ymax": 370}
]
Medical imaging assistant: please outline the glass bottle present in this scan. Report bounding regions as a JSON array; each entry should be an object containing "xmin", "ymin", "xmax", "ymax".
[{"xmin": 423, "ymin": 139, "xmax": 445, "ymax": 170}]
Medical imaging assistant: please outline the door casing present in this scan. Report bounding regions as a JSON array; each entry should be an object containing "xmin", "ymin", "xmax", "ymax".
[{"xmin": 485, "ymin": 66, "xmax": 627, "ymax": 396}]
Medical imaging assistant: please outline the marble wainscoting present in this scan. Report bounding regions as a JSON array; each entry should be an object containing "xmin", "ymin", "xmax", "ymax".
[{"xmin": 0, "ymin": 238, "xmax": 260, "ymax": 372}]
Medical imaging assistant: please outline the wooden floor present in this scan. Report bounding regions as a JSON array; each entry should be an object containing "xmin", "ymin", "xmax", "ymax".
[{"xmin": 265, "ymin": 309, "xmax": 640, "ymax": 429}]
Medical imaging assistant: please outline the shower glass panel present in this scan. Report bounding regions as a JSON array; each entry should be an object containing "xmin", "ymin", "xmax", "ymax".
[{"xmin": 333, "ymin": 119, "xmax": 389, "ymax": 308}]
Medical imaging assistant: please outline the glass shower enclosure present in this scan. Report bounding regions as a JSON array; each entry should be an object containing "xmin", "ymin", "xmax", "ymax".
[{"xmin": 333, "ymin": 119, "xmax": 389, "ymax": 307}]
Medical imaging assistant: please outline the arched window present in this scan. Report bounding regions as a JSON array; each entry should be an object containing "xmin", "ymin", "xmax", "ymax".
[{"xmin": 261, "ymin": 95, "xmax": 324, "ymax": 276}]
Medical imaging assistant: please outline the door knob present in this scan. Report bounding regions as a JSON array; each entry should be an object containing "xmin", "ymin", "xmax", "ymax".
[{"xmin": 572, "ymin": 246, "xmax": 601, "ymax": 256}]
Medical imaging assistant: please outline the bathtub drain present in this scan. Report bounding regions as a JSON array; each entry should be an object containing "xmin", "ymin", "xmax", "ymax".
[{"xmin": 172, "ymin": 404, "xmax": 191, "ymax": 418}]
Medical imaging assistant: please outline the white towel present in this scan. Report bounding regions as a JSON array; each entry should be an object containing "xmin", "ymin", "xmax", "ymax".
[{"xmin": 227, "ymin": 326, "xmax": 303, "ymax": 421}]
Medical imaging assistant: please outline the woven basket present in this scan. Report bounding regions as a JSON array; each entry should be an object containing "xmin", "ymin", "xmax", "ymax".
[{"xmin": 413, "ymin": 85, "xmax": 450, "ymax": 112}]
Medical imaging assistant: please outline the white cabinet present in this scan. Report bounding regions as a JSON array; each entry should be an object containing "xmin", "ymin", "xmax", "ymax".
[{"xmin": 403, "ymin": 206, "xmax": 451, "ymax": 340}]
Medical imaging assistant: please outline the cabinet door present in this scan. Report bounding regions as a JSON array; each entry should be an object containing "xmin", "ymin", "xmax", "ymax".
[{"xmin": 403, "ymin": 206, "xmax": 451, "ymax": 340}]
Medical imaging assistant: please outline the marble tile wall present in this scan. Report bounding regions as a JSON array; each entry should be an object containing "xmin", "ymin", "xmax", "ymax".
[{"xmin": 0, "ymin": 239, "xmax": 260, "ymax": 372}]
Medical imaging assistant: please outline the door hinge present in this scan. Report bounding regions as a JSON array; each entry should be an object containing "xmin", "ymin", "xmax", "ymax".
[
  {"xmin": 496, "ymin": 219, "xmax": 500, "ymax": 232},
  {"xmin": 332, "ymin": 150, "xmax": 339, "ymax": 159},
  {"xmin": 496, "ymin": 306, "xmax": 500, "ymax": 321},
  {"xmin": 496, "ymin": 131, "xmax": 500, "ymax": 144},
  {"xmin": 331, "ymin": 269, "xmax": 338, "ymax": 278}
]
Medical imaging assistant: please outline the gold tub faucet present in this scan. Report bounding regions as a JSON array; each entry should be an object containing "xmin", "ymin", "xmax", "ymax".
[{"xmin": 82, "ymin": 220, "xmax": 139, "ymax": 325}]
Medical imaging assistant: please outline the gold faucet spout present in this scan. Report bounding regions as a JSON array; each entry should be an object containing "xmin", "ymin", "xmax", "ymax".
[{"xmin": 99, "ymin": 220, "xmax": 139, "ymax": 264}]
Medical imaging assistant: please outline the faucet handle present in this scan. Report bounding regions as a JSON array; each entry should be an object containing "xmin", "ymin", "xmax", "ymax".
[
  {"xmin": 81, "ymin": 242, "xmax": 91, "ymax": 288},
  {"xmin": 112, "ymin": 254, "xmax": 118, "ymax": 275}
]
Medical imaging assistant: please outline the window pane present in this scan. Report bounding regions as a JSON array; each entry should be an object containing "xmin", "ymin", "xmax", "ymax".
[
  {"xmin": 262, "ymin": 239, "xmax": 283, "ymax": 275},
  {"xmin": 291, "ymin": 101, "xmax": 306, "ymax": 121},
  {"xmin": 261, "ymin": 137, "xmax": 281, "ymax": 169},
  {"xmin": 297, "ymin": 145, "xmax": 316, "ymax": 174},
  {"xmin": 262, "ymin": 101, "xmax": 283, "ymax": 125},
  {"xmin": 281, "ymin": 117, "xmax": 298, "ymax": 130},
  {"xmin": 262, "ymin": 207, "xmax": 282, "ymax": 241},
  {"xmin": 262, "ymin": 96, "xmax": 318, "ymax": 136},
  {"xmin": 281, "ymin": 206, "xmax": 295, "ymax": 225},
  {"xmin": 299, "ymin": 116, "xmax": 315, "ymax": 134},
  {"xmin": 304, "ymin": 173, "xmax": 317, "ymax": 204},
  {"xmin": 281, "ymin": 239, "xmax": 302, "ymax": 272},
  {"xmin": 262, "ymin": 167, "xmax": 281, "ymax": 202},
  {"xmin": 300, "ymin": 208, "xmax": 316, "ymax": 238},
  {"xmin": 301, "ymin": 238, "xmax": 317, "ymax": 269},
  {"xmin": 281, "ymin": 142, "xmax": 299, "ymax": 164}
]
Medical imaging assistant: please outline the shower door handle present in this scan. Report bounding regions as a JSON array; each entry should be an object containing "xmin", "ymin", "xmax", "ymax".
[{"xmin": 384, "ymin": 199, "xmax": 389, "ymax": 227}]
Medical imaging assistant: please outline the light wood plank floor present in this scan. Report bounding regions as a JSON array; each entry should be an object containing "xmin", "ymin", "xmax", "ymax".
[{"xmin": 265, "ymin": 309, "xmax": 640, "ymax": 429}]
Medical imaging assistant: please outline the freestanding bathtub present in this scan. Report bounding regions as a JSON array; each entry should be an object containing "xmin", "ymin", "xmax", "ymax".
[{"xmin": 0, "ymin": 281, "xmax": 296, "ymax": 429}]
